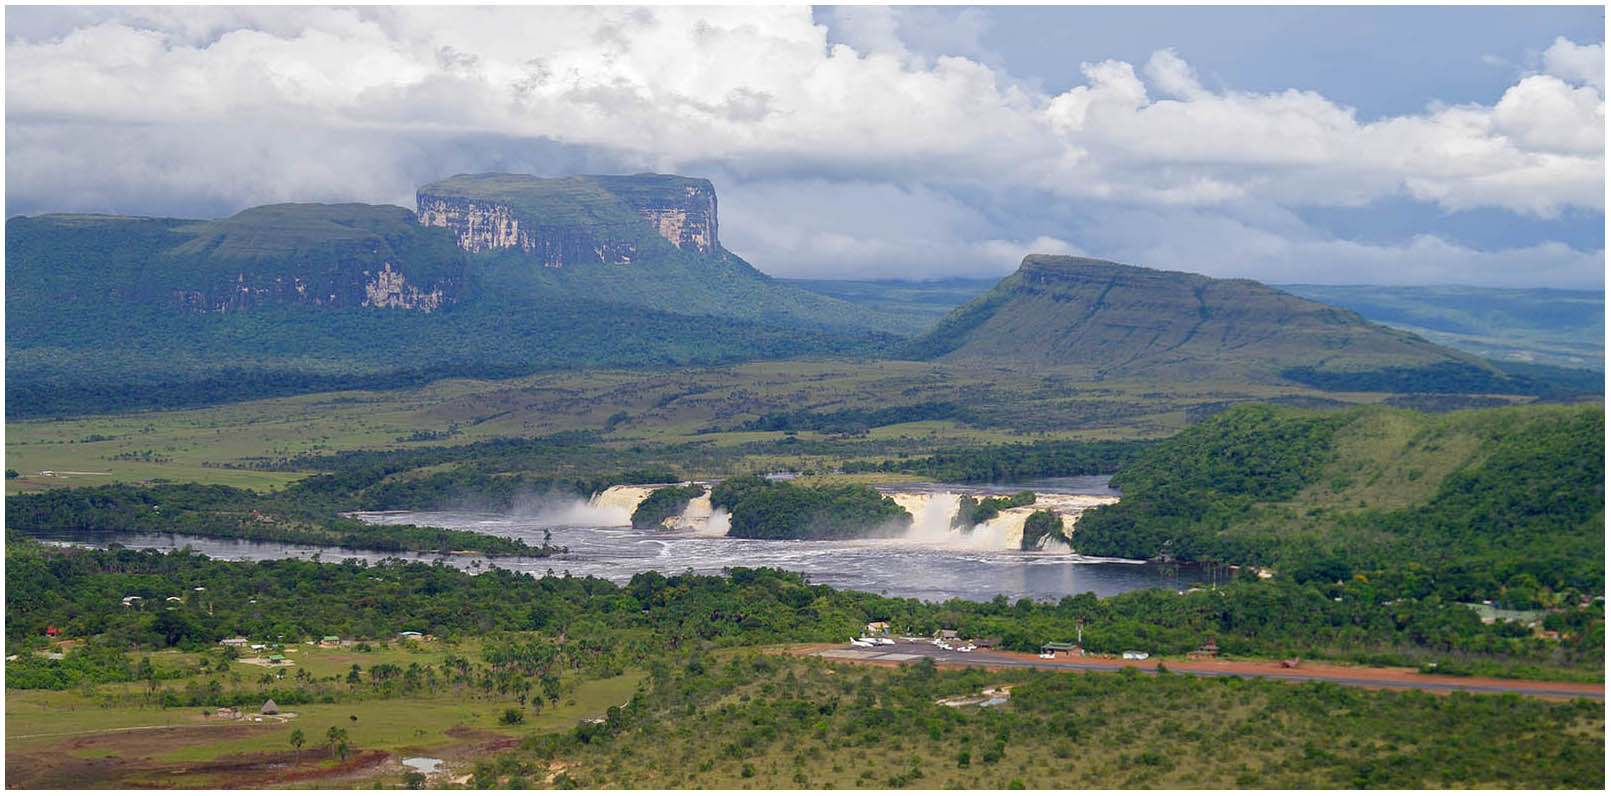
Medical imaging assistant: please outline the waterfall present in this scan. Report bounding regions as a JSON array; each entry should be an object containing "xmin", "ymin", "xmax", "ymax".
[
  {"xmin": 879, "ymin": 489, "xmax": 1120, "ymax": 551},
  {"xmin": 567, "ymin": 485, "xmax": 655, "ymax": 526},
  {"xmin": 699, "ymin": 508, "xmax": 731, "ymax": 536},
  {"xmin": 896, "ymin": 492, "xmax": 963, "ymax": 544},
  {"xmin": 558, "ymin": 483, "xmax": 1118, "ymax": 546},
  {"xmin": 668, "ymin": 495, "xmax": 715, "ymax": 531}
]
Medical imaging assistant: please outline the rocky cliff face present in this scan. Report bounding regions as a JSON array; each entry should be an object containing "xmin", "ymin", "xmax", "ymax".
[
  {"xmin": 156, "ymin": 204, "xmax": 464, "ymax": 314},
  {"xmin": 416, "ymin": 173, "xmax": 718, "ymax": 266},
  {"xmin": 169, "ymin": 262, "xmax": 451, "ymax": 314},
  {"xmin": 594, "ymin": 174, "xmax": 718, "ymax": 255}
]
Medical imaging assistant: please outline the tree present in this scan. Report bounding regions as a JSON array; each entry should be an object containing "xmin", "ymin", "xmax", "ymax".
[
  {"xmin": 289, "ymin": 728, "xmax": 305, "ymax": 766},
  {"xmin": 326, "ymin": 725, "xmax": 349, "ymax": 759},
  {"xmin": 136, "ymin": 657, "xmax": 156, "ymax": 704}
]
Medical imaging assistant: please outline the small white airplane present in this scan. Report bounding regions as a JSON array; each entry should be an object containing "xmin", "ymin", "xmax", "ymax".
[
  {"xmin": 876, "ymin": 638, "xmax": 895, "ymax": 645},
  {"xmin": 850, "ymin": 638, "xmax": 876, "ymax": 648}
]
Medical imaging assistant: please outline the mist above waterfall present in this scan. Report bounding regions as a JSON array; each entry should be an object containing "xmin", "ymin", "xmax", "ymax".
[{"xmin": 505, "ymin": 485, "xmax": 656, "ymax": 528}]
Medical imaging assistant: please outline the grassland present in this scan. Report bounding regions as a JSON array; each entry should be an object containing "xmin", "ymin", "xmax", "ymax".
[
  {"xmin": 6, "ymin": 358, "xmax": 1489, "ymax": 496},
  {"xmin": 4, "ymin": 636, "xmax": 645, "ymax": 789}
]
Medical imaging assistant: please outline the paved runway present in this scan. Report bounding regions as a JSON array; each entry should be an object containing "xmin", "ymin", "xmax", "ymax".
[{"xmin": 812, "ymin": 642, "xmax": 1603, "ymax": 700}]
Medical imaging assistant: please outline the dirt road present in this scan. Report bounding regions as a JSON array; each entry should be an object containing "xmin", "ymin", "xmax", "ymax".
[{"xmin": 800, "ymin": 642, "xmax": 1602, "ymax": 700}]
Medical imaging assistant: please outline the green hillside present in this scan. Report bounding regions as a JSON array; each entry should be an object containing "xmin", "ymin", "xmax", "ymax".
[
  {"xmin": 902, "ymin": 255, "xmax": 1526, "ymax": 392},
  {"xmin": 1072, "ymin": 402, "xmax": 1605, "ymax": 601},
  {"xmin": 1281, "ymin": 283, "xmax": 1604, "ymax": 370},
  {"xmin": 6, "ymin": 204, "xmax": 464, "ymax": 315}
]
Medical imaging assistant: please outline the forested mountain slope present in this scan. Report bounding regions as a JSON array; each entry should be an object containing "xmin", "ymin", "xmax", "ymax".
[
  {"xmin": 4, "ymin": 176, "xmax": 903, "ymax": 418},
  {"xmin": 1072, "ymin": 403, "xmax": 1605, "ymax": 600}
]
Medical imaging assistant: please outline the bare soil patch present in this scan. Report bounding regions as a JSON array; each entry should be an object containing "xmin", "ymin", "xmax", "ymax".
[{"xmin": 4, "ymin": 721, "xmax": 402, "ymax": 789}]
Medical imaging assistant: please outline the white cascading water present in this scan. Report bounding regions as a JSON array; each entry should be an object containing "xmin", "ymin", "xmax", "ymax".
[
  {"xmin": 579, "ymin": 484, "xmax": 1120, "ymax": 550},
  {"xmin": 892, "ymin": 492, "xmax": 964, "ymax": 546},
  {"xmin": 547, "ymin": 485, "xmax": 654, "ymax": 526},
  {"xmin": 883, "ymin": 491, "xmax": 1122, "ymax": 551},
  {"xmin": 668, "ymin": 495, "xmax": 714, "ymax": 532},
  {"xmin": 582, "ymin": 484, "xmax": 731, "ymax": 534}
]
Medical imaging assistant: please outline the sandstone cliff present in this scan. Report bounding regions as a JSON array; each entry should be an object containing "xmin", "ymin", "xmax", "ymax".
[
  {"xmin": 160, "ymin": 204, "xmax": 464, "ymax": 313},
  {"xmin": 416, "ymin": 173, "xmax": 717, "ymax": 266}
]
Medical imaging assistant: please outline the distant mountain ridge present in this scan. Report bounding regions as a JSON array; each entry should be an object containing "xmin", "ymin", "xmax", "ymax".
[
  {"xmin": 1278, "ymin": 284, "xmax": 1604, "ymax": 371},
  {"xmin": 4, "ymin": 173, "xmax": 903, "ymax": 418},
  {"xmin": 902, "ymin": 254, "xmax": 1513, "ymax": 390}
]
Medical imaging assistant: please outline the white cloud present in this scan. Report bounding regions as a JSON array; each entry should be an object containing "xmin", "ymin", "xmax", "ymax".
[
  {"xmin": 2, "ymin": 8, "xmax": 1602, "ymax": 285},
  {"xmin": 8, "ymin": 9, "xmax": 1601, "ymax": 216},
  {"xmin": 1069, "ymin": 205, "xmax": 1604, "ymax": 290},
  {"xmin": 1144, "ymin": 49, "xmax": 1206, "ymax": 100},
  {"xmin": 717, "ymin": 179, "xmax": 1079, "ymax": 279},
  {"xmin": 1541, "ymin": 36, "xmax": 1604, "ymax": 91}
]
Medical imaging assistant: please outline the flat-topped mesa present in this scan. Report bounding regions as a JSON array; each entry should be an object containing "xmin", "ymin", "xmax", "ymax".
[
  {"xmin": 902, "ymin": 253, "xmax": 1505, "ymax": 385},
  {"xmin": 415, "ymin": 173, "xmax": 718, "ymax": 267}
]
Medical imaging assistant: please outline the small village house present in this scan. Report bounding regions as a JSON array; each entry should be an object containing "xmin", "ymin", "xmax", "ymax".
[
  {"xmin": 865, "ymin": 621, "xmax": 890, "ymax": 636},
  {"xmin": 261, "ymin": 699, "xmax": 279, "ymax": 715}
]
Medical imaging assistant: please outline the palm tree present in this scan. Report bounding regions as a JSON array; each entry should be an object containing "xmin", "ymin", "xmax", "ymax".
[{"xmin": 289, "ymin": 729, "xmax": 305, "ymax": 766}]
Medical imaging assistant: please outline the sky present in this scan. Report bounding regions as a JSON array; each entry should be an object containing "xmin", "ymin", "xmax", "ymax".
[{"xmin": 4, "ymin": 5, "xmax": 1605, "ymax": 288}]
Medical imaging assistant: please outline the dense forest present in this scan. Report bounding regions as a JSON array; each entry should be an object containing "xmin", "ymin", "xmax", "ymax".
[
  {"xmin": 1072, "ymin": 404, "xmax": 1606, "ymax": 602},
  {"xmin": 8, "ymin": 542, "xmax": 1600, "ymax": 684},
  {"xmin": 710, "ymin": 476, "xmax": 911, "ymax": 540},
  {"xmin": 4, "ymin": 483, "xmax": 560, "ymax": 557}
]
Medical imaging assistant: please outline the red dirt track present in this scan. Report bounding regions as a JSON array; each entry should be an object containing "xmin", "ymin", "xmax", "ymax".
[{"xmin": 790, "ymin": 642, "xmax": 1603, "ymax": 701}]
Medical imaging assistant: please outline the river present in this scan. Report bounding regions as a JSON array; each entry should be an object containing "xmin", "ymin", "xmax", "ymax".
[{"xmin": 34, "ymin": 477, "xmax": 1216, "ymax": 603}]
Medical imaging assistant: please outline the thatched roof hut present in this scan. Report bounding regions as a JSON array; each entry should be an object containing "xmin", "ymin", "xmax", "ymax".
[{"xmin": 261, "ymin": 698, "xmax": 279, "ymax": 715}]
